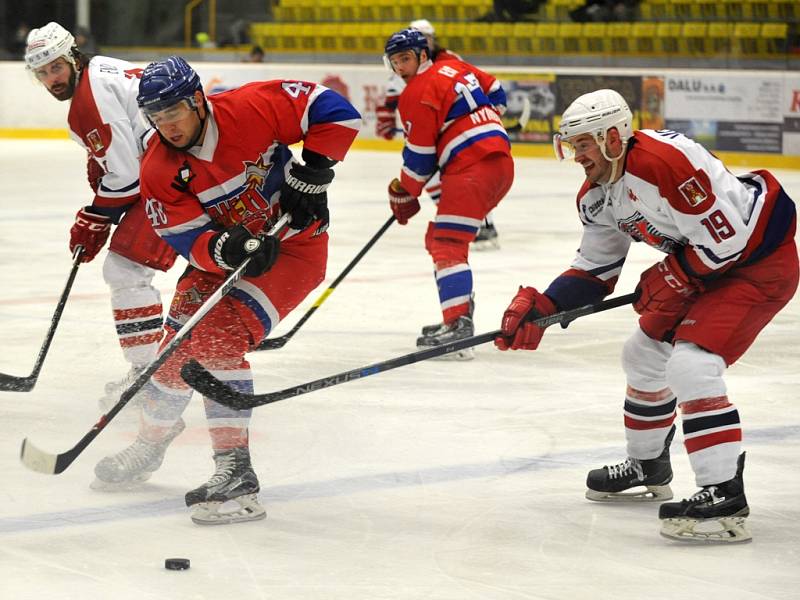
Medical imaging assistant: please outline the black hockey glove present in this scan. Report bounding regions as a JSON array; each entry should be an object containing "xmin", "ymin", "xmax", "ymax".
[
  {"xmin": 209, "ymin": 224, "xmax": 280, "ymax": 277},
  {"xmin": 279, "ymin": 161, "xmax": 334, "ymax": 231}
]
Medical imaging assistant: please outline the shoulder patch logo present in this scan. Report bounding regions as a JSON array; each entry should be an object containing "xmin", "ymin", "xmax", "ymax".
[
  {"xmin": 678, "ymin": 177, "xmax": 707, "ymax": 207},
  {"xmin": 86, "ymin": 129, "xmax": 104, "ymax": 153}
]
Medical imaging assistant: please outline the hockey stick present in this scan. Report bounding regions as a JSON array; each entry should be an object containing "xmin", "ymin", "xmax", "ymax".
[
  {"xmin": 505, "ymin": 94, "xmax": 531, "ymax": 134},
  {"xmin": 181, "ymin": 292, "xmax": 638, "ymax": 411},
  {"xmin": 0, "ymin": 245, "xmax": 84, "ymax": 392},
  {"xmin": 19, "ymin": 214, "xmax": 291, "ymax": 475},
  {"xmin": 255, "ymin": 215, "xmax": 396, "ymax": 351}
]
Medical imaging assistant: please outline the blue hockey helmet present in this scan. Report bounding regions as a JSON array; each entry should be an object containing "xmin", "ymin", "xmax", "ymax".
[
  {"xmin": 137, "ymin": 56, "xmax": 203, "ymax": 116},
  {"xmin": 384, "ymin": 28, "xmax": 428, "ymax": 58}
]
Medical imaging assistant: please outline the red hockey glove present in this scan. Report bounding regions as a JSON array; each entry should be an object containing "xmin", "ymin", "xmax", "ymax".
[
  {"xmin": 388, "ymin": 178, "xmax": 420, "ymax": 225},
  {"xmin": 495, "ymin": 286, "xmax": 557, "ymax": 351},
  {"xmin": 634, "ymin": 254, "xmax": 701, "ymax": 316},
  {"xmin": 70, "ymin": 207, "xmax": 112, "ymax": 263},
  {"xmin": 86, "ymin": 156, "xmax": 104, "ymax": 193},
  {"xmin": 375, "ymin": 105, "xmax": 397, "ymax": 140}
]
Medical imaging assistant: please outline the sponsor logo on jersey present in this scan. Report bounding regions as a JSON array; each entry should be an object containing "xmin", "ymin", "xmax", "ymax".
[
  {"xmin": 678, "ymin": 177, "xmax": 708, "ymax": 207},
  {"xmin": 627, "ymin": 188, "xmax": 639, "ymax": 202},
  {"xmin": 171, "ymin": 160, "xmax": 195, "ymax": 192},
  {"xmin": 86, "ymin": 129, "xmax": 104, "ymax": 153}
]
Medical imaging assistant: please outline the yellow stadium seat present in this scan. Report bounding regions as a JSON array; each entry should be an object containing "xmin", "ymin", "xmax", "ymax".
[
  {"xmin": 489, "ymin": 23, "xmax": 514, "ymax": 55},
  {"xmin": 557, "ymin": 22, "xmax": 583, "ymax": 54},
  {"xmin": 338, "ymin": 23, "xmax": 361, "ymax": 53},
  {"xmin": 581, "ymin": 23, "xmax": 608, "ymax": 54},
  {"xmin": 357, "ymin": 2, "xmax": 378, "ymax": 22},
  {"xmin": 631, "ymin": 22, "xmax": 657, "ymax": 55},
  {"xmin": 294, "ymin": 24, "xmax": 317, "ymax": 53},
  {"xmin": 359, "ymin": 23, "xmax": 384, "ymax": 55},
  {"xmin": 439, "ymin": 2, "xmax": 460, "ymax": 21},
  {"xmin": 511, "ymin": 22, "xmax": 536, "ymax": 55},
  {"xmin": 639, "ymin": 0, "xmax": 671, "ymax": 20},
  {"xmin": 439, "ymin": 22, "xmax": 468, "ymax": 54},
  {"xmin": 732, "ymin": 22, "xmax": 760, "ymax": 56},
  {"xmin": 460, "ymin": 0, "xmax": 492, "ymax": 21},
  {"xmin": 465, "ymin": 23, "xmax": 491, "ymax": 55},
  {"xmin": 761, "ymin": 22, "xmax": 788, "ymax": 55},
  {"xmin": 722, "ymin": 0, "xmax": 746, "ymax": 20},
  {"xmin": 655, "ymin": 22, "xmax": 682, "ymax": 55},
  {"xmin": 670, "ymin": 0, "xmax": 696, "ymax": 20},
  {"xmin": 681, "ymin": 22, "xmax": 709, "ymax": 56},
  {"xmin": 770, "ymin": 0, "xmax": 797, "ymax": 21},
  {"xmin": 316, "ymin": 23, "xmax": 339, "ymax": 52},
  {"xmin": 708, "ymin": 22, "xmax": 734, "ymax": 55},
  {"xmin": 607, "ymin": 22, "xmax": 633, "ymax": 55},
  {"xmin": 533, "ymin": 23, "xmax": 559, "ymax": 55},
  {"xmin": 295, "ymin": 0, "xmax": 316, "ymax": 22},
  {"xmin": 695, "ymin": 1, "xmax": 720, "ymax": 19},
  {"xmin": 337, "ymin": 1, "xmax": 359, "ymax": 22},
  {"xmin": 376, "ymin": 0, "xmax": 401, "ymax": 21},
  {"xmin": 545, "ymin": 0, "xmax": 582, "ymax": 21}
]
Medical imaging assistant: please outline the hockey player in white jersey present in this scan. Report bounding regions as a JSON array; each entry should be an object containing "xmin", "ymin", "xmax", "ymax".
[
  {"xmin": 25, "ymin": 22, "xmax": 178, "ymax": 408},
  {"xmin": 495, "ymin": 89, "xmax": 798, "ymax": 543}
]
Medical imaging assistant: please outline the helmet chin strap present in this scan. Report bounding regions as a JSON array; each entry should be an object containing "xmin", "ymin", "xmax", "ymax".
[{"xmin": 598, "ymin": 135, "xmax": 628, "ymax": 183}]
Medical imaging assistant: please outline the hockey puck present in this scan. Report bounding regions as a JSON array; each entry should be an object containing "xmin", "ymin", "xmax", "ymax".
[{"xmin": 165, "ymin": 558, "xmax": 190, "ymax": 570}]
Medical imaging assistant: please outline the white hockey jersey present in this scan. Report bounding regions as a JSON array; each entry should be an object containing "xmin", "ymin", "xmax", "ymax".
[
  {"xmin": 67, "ymin": 56, "xmax": 152, "ymax": 216},
  {"xmin": 545, "ymin": 129, "xmax": 796, "ymax": 309}
]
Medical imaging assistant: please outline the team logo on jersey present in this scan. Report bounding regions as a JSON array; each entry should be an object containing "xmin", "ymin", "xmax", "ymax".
[
  {"xmin": 171, "ymin": 160, "xmax": 195, "ymax": 193},
  {"xmin": 618, "ymin": 212, "xmax": 680, "ymax": 253},
  {"xmin": 243, "ymin": 156, "xmax": 272, "ymax": 189},
  {"xmin": 627, "ymin": 189, "xmax": 639, "ymax": 202},
  {"xmin": 86, "ymin": 129, "xmax": 104, "ymax": 153},
  {"xmin": 678, "ymin": 177, "xmax": 708, "ymax": 207}
]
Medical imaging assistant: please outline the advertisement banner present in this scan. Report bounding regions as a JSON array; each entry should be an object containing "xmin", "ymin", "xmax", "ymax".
[
  {"xmin": 665, "ymin": 75, "xmax": 783, "ymax": 123},
  {"xmin": 554, "ymin": 75, "xmax": 644, "ymax": 131},
  {"xmin": 782, "ymin": 74, "xmax": 800, "ymax": 156},
  {"xmin": 494, "ymin": 73, "xmax": 556, "ymax": 143}
]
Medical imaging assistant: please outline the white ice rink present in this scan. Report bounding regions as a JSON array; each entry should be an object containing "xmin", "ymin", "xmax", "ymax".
[{"xmin": 1, "ymin": 139, "xmax": 799, "ymax": 599}]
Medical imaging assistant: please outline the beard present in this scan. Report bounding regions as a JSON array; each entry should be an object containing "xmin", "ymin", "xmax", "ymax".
[{"xmin": 48, "ymin": 70, "xmax": 77, "ymax": 101}]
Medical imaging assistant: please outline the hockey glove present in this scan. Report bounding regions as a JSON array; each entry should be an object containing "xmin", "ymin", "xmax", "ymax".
[
  {"xmin": 70, "ymin": 207, "xmax": 112, "ymax": 263},
  {"xmin": 495, "ymin": 286, "xmax": 557, "ymax": 351},
  {"xmin": 209, "ymin": 224, "xmax": 280, "ymax": 277},
  {"xmin": 375, "ymin": 105, "xmax": 397, "ymax": 140},
  {"xmin": 634, "ymin": 254, "xmax": 701, "ymax": 316},
  {"xmin": 279, "ymin": 161, "xmax": 333, "ymax": 231},
  {"xmin": 388, "ymin": 178, "xmax": 420, "ymax": 225},
  {"xmin": 86, "ymin": 156, "xmax": 104, "ymax": 193}
]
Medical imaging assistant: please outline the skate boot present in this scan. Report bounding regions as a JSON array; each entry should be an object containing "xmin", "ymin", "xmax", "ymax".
[
  {"xmin": 420, "ymin": 294, "xmax": 475, "ymax": 338},
  {"xmin": 473, "ymin": 219, "xmax": 500, "ymax": 250},
  {"xmin": 416, "ymin": 315, "xmax": 475, "ymax": 360},
  {"xmin": 91, "ymin": 418, "xmax": 185, "ymax": 490},
  {"xmin": 185, "ymin": 447, "xmax": 266, "ymax": 525},
  {"xmin": 586, "ymin": 425, "xmax": 675, "ymax": 502},
  {"xmin": 98, "ymin": 364, "xmax": 147, "ymax": 413},
  {"xmin": 659, "ymin": 452, "xmax": 750, "ymax": 543}
]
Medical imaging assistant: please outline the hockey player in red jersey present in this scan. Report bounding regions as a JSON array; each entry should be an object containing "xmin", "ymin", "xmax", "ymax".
[
  {"xmin": 376, "ymin": 19, "xmax": 501, "ymax": 249},
  {"xmin": 496, "ymin": 89, "xmax": 798, "ymax": 542},
  {"xmin": 24, "ymin": 22, "xmax": 178, "ymax": 408},
  {"xmin": 384, "ymin": 28, "xmax": 514, "ymax": 359},
  {"xmin": 91, "ymin": 56, "xmax": 361, "ymax": 525}
]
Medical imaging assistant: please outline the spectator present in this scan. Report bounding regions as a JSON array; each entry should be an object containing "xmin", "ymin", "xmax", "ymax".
[
  {"xmin": 74, "ymin": 26, "xmax": 99, "ymax": 55},
  {"xmin": 243, "ymin": 45, "xmax": 265, "ymax": 63},
  {"xmin": 570, "ymin": 0, "xmax": 639, "ymax": 22},
  {"xmin": 477, "ymin": 0, "xmax": 545, "ymax": 22}
]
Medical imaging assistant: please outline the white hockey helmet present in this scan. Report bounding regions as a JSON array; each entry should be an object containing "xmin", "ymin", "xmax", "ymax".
[
  {"xmin": 554, "ymin": 89, "xmax": 633, "ymax": 161},
  {"xmin": 409, "ymin": 19, "xmax": 435, "ymax": 36},
  {"xmin": 24, "ymin": 22, "xmax": 76, "ymax": 71}
]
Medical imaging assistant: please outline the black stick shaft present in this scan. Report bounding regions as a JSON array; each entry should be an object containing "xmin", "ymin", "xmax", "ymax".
[
  {"xmin": 256, "ymin": 215, "xmax": 395, "ymax": 350},
  {"xmin": 183, "ymin": 293, "xmax": 638, "ymax": 410},
  {"xmin": 0, "ymin": 246, "xmax": 84, "ymax": 392}
]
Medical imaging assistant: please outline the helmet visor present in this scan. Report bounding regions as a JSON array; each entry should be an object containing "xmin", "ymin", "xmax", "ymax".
[
  {"xmin": 553, "ymin": 133, "xmax": 601, "ymax": 161},
  {"xmin": 141, "ymin": 98, "xmax": 195, "ymax": 127},
  {"xmin": 553, "ymin": 133, "xmax": 574, "ymax": 161}
]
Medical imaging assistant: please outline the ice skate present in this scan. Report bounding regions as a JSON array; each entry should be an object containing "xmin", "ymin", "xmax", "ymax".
[
  {"xmin": 91, "ymin": 418, "xmax": 185, "ymax": 490},
  {"xmin": 659, "ymin": 452, "xmax": 750, "ymax": 543},
  {"xmin": 416, "ymin": 315, "xmax": 475, "ymax": 360},
  {"xmin": 586, "ymin": 425, "xmax": 675, "ymax": 502},
  {"xmin": 97, "ymin": 364, "xmax": 147, "ymax": 414},
  {"xmin": 185, "ymin": 447, "xmax": 266, "ymax": 525},
  {"xmin": 472, "ymin": 219, "xmax": 500, "ymax": 250}
]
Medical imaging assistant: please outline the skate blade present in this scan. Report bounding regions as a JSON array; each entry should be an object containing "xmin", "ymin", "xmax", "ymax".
[
  {"xmin": 471, "ymin": 238, "xmax": 500, "ymax": 251},
  {"xmin": 586, "ymin": 484, "xmax": 673, "ymax": 502},
  {"xmin": 429, "ymin": 347, "xmax": 475, "ymax": 361},
  {"xmin": 89, "ymin": 473, "xmax": 152, "ymax": 492},
  {"xmin": 189, "ymin": 494, "xmax": 267, "ymax": 526},
  {"xmin": 660, "ymin": 513, "xmax": 752, "ymax": 544}
]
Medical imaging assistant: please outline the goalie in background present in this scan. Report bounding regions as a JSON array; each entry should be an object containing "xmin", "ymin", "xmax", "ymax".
[
  {"xmin": 495, "ymin": 88, "xmax": 797, "ymax": 543},
  {"xmin": 383, "ymin": 28, "xmax": 513, "ymax": 360}
]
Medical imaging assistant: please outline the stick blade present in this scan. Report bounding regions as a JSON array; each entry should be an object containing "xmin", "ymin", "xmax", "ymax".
[
  {"xmin": 180, "ymin": 360, "xmax": 251, "ymax": 409},
  {"xmin": 254, "ymin": 336, "xmax": 287, "ymax": 351},
  {"xmin": 0, "ymin": 373, "xmax": 36, "ymax": 392},
  {"xmin": 20, "ymin": 438, "xmax": 59, "ymax": 474}
]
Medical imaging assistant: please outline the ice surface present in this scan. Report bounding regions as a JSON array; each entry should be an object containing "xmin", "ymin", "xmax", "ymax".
[{"xmin": 1, "ymin": 139, "xmax": 798, "ymax": 599}]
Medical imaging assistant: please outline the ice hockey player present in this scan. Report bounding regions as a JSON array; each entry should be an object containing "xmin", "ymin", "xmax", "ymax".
[
  {"xmin": 91, "ymin": 56, "xmax": 361, "ymax": 525},
  {"xmin": 495, "ymin": 88, "xmax": 798, "ymax": 543},
  {"xmin": 384, "ymin": 28, "xmax": 513, "ymax": 359},
  {"xmin": 376, "ymin": 19, "xmax": 501, "ymax": 249},
  {"xmin": 24, "ymin": 22, "xmax": 178, "ymax": 409}
]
